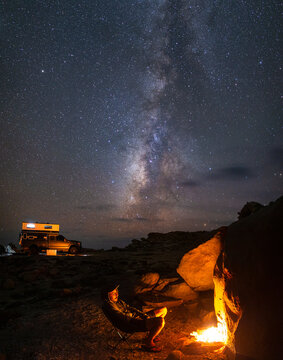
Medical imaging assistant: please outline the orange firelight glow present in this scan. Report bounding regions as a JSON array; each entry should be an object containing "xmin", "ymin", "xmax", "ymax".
[{"xmin": 190, "ymin": 318, "xmax": 228, "ymax": 344}]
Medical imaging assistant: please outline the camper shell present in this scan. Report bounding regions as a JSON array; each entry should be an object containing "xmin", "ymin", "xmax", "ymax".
[{"xmin": 19, "ymin": 222, "xmax": 81, "ymax": 254}]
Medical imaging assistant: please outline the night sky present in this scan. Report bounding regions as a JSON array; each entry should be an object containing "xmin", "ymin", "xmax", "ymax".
[{"xmin": 0, "ymin": 0, "xmax": 282, "ymax": 249}]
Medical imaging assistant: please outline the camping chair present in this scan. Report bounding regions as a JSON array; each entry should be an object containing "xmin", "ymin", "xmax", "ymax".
[{"xmin": 102, "ymin": 305, "xmax": 135, "ymax": 350}]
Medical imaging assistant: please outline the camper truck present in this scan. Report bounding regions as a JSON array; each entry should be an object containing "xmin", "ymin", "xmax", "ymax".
[{"xmin": 19, "ymin": 222, "xmax": 81, "ymax": 254}]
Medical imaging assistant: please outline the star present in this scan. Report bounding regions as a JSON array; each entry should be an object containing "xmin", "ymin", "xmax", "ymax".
[{"xmin": 0, "ymin": 0, "xmax": 281, "ymax": 249}]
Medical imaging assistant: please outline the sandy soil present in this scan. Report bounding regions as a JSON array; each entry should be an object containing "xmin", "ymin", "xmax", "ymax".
[
  {"xmin": 0, "ymin": 246, "xmax": 224, "ymax": 360},
  {"xmin": 1, "ymin": 291, "xmax": 200, "ymax": 360}
]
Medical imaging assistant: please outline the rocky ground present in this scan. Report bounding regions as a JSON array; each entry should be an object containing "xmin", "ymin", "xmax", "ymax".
[{"xmin": 0, "ymin": 231, "xmax": 226, "ymax": 360}]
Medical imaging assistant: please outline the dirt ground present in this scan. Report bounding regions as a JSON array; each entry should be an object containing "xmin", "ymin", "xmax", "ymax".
[
  {"xmin": 1, "ymin": 291, "xmax": 224, "ymax": 360},
  {"xmin": 0, "ymin": 248, "xmax": 226, "ymax": 360}
]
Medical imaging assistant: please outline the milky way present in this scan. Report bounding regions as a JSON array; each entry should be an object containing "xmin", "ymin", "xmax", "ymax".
[{"xmin": 0, "ymin": 0, "xmax": 282, "ymax": 248}]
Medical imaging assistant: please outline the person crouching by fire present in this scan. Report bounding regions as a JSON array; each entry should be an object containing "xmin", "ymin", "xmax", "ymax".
[{"xmin": 101, "ymin": 282, "xmax": 167, "ymax": 352}]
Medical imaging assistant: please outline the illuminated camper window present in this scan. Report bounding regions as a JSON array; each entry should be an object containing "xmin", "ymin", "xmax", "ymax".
[{"xmin": 27, "ymin": 223, "xmax": 35, "ymax": 228}]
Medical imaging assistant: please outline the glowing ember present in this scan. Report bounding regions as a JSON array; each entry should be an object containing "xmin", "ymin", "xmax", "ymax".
[{"xmin": 190, "ymin": 319, "xmax": 228, "ymax": 344}]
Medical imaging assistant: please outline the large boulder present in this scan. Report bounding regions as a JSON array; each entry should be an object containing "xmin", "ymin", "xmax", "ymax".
[
  {"xmin": 134, "ymin": 272, "xmax": 160, "ymax": 294},
  {"xmin": 177, "ymin": 229, "xmax": 225, "ymax": 291},
  {"xmin": 154, "ymin": 277, "xmax": 179, "ymax": 291},
  {"xmin": 140, "ymin": 272, "xmax": 159, "ymax": 287},
  {"xmin": 161, "ymin": 280, "xmax": 198, "ymax": 302},
  {"xmin": 214, "ymin": 196, "xmax": 283, "ymax": 360}
]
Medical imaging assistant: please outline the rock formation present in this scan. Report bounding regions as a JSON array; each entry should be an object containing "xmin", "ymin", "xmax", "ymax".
[
  {"xmin": 177, "ymin": 229, "xmax": 224, "ymax": 291},
  {"xmin": 161, "ymin": 280, "xmax": 198, "ymax": 302},
  {"xmin": 214, "ymin": 196, "xmax": 283, "ymax": 360},
  {"xmin": 237, "ymin": 201, "xmax": 264, "ymax": 219},
  {"xmin": 134, "ymin": 272, "xmax": 160, "ymax": 294}
]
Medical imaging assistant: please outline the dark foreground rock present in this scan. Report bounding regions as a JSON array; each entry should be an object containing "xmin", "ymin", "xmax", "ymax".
[{"xmin": 214, "ymin": 196, "xmax": 283, "ymax": 360}]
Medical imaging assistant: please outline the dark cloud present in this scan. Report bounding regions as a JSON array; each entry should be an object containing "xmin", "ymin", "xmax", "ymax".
[
  {"xmin": 111, "ymin": 216, "xmax": 150, "ymax": 223},
  {"xmin": 135, "ymin": 217, "xmax": 150, "ymax": 222},
  {"xmin": 180, "ymin": 180, "xmax": 201, "ymax": 188},
  {"xmin": 76, "ymin": 205, "xmax": 94, "ymax": 211},
  {"xmin": 111, "ymin": 217, "xmax": 132, "ymax": 223},
  {"xmin": 95, "ymin": 204, "xmax": 117, "ymax": 212},
  {"xmin": 208, "ymin": 166, "xmax": 255, "ymax": 181}
]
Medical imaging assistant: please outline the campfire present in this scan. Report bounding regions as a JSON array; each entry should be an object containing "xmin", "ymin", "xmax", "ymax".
[
  {"xmin": 183, "ymin": 316, "xmax": 229, "ymax": 356},
  {"xmin": 190, "ymin": 318, "xmax": 227, "ymax": 344},
  {"xmin": 181, "ymin": 247, "xmax": 242, "ymax": 358}
]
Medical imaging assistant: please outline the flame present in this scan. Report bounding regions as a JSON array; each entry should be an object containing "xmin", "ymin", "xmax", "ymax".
[{"xmin": 190, "ymin": 318, "xmax": 228, "ymax": 344}]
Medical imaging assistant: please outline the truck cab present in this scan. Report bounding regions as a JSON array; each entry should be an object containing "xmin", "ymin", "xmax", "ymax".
[{"xmin": 19, "ymin": 222, "xmax": 81, "ymax": 254}]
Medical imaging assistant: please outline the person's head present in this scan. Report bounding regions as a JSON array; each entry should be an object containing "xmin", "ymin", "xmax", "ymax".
[
  {"xmin": 101, "ymin": 282, "xmax": 119, "ymax": 302},
  {"xmin": 108, "ymin": 287, "xmax": 119, "ymax": 303}
]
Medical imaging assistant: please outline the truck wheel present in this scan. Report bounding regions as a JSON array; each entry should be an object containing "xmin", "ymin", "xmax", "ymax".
[
  {"xmin": 69, "ymin": 246, "xmax": 78, "ymax": 254},
  {"xmin": 29, "ymin": 245, "xmax": 39, "ymax": 255}
]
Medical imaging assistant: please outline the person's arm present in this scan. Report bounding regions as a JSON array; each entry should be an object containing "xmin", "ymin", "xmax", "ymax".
[{"xmin": 122, "ymin": 300, "xmax": 149, "ymax": 319}]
